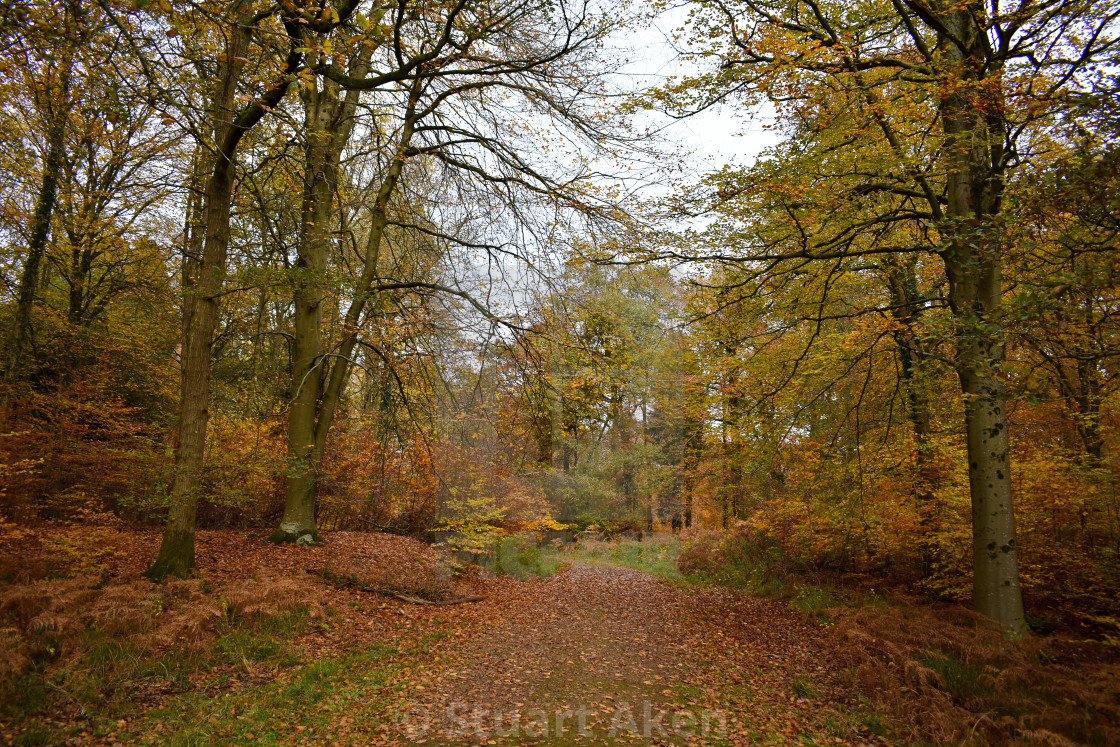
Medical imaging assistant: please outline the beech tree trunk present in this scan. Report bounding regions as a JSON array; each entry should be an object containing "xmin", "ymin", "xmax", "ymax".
[
  {"xmin": 273, "ymin": 97, "xmax": 339, "ymax": 545},
  {"xmin": 272, "ymin": 64, "xmax": 367, "ymax": 544},
  {"xmin": 145, "ymin": 0, "xmax": 325, "ymax": 576},
  {"xmin": 938, "ymin": 7, "xmax": 1025, "ymax": 633},
  {"xmin": 271, "ymin": 76, "xmax": 414, "ymax": 543}
]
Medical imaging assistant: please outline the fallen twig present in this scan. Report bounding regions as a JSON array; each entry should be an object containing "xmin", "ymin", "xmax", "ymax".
[
  {"xmin": 379, "ymin": 589, "xmax": 486, "ymax": 606},
  {"xmin": 306, "ymin": 567, "xmax": 485, "ymax": 605}
]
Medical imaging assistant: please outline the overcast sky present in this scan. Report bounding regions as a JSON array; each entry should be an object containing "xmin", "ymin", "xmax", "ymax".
[{"xmin": 610, "ymin": 5, "xmax": 781, "ymax": 176}]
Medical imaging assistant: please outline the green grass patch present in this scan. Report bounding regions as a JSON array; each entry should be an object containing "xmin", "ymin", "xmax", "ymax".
[
  {"xmin": 823, "ymin": 697, "xmax": 890, "ymax": 740},
  {"xmin": 790, "ymin": 585, "xmax": 843, "ymax": 625},
  {"xmin": 132, "ymin": 632, "xmax": 447, "ymax": 745},
  {"xmin": 790, "ymin": 676, "xmax": 818, "ymax": 699},
  {"xmin": 557, "ymin": 537, "xmax": 684, "ymax": 580},
  {"xmin": 919, "ymin": 650, "xmax": 992, "ymax": 702},
  {"xmin": 1, "ymin": 608, "xmax": 319, "ymax": 744}
]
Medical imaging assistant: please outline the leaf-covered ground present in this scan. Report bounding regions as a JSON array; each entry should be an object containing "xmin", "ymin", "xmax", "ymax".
[
  {"xmin": 6, "ymin": 526, "xmax": 1116, "ymax": 745},
  {"xmin": 395, "ymin": 562, "xmax": 880, "ymax": 745},
  {"xmin": 0, "ymin": 525, "xmax": 886, "ymax": 745}
]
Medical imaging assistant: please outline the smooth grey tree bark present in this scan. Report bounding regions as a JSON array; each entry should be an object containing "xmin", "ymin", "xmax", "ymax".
[
  {"xmin": 271, "ymin": 49, "xmax": 371, "ymax": 545},
  {"xmin": 936, "ymin": 6, "xmax": 1024, "ymax": 633}
]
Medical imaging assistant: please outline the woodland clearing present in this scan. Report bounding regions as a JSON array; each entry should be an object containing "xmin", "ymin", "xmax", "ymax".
[{"xmin": 3, "ymin": 1, "xmax": 1120, "ymax": 743}]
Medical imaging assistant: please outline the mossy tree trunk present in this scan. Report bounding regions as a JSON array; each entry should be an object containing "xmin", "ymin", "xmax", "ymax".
[
  {"xmin": 272, "ymin": 78, "xmax": 416, "ymax": 544},
  {"xmin": 272, "ymin": 54, "xmax": 368, "ymax": 545},
  {"xmin": 6, "ymin": 43, "xmax": 73, "ymax": 381}
]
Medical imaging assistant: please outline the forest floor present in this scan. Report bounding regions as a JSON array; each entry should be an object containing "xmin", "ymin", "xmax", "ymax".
[
  {"xmin": 393, "ymin": 562, "xmax": 873, "ymax": 746},
  {"xmin": 1, "ymin": 523, "xmax": 1117, "ymax": 746}
]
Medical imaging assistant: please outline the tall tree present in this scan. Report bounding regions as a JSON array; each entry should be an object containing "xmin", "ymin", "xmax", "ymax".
[
  {"xmin": 3, "ymin": 0, "xmax": 80, "ymax": 381},
  {"xmin": 270, "ymin": 0, "xmax": 623, "ymax": 542},
  {"xmin": 276, "ymin": 39, "xmax": 371, "ymax": 545},
  {"xmin": 654, "ymin": 0, "xmax": 1120, "ymax": 631},
  {"xmin": 144, "ymin": 0, "xmax": 361, "ymax": 578}
]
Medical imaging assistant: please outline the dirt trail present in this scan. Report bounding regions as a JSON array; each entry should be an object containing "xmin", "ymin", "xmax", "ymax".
[{"xmin": 395, "ymin": 563, "xmax": 879, "ymax": 745}]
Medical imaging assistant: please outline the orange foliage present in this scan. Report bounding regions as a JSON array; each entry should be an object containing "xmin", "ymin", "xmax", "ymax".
[{"xmin": 0, "ymin": 377, "xmax": 163, "ymax": 522}]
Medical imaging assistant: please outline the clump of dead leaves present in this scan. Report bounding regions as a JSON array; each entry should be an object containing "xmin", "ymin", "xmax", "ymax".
[{"xmin": 306, "ymin": 537, "xmax": 454, "ymax": 601}]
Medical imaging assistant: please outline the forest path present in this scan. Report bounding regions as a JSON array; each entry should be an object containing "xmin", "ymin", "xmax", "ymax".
[{"xmin": 395, "ymin": 562, "xmax": 878, "ymax": 746}]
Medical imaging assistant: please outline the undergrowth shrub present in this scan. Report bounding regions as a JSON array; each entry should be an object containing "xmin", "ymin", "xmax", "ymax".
[
  {"xmin": 723, "ymin": 435, "xmax": 1120, "ymax": 622},
  {"xmin": 831, "ymin": 601, "xmax": 1120, "ymax": 745},
  {"xmin": 562, "ymin": 534, "xmax": 682, "ymax": 579},
  {"xmin": 0, "ymin": 574, "xmax": 316, "ymax": 680},
  {"xmin": 491, "ymin": 534, "xmax": 548, "ymax": 580},
  {"xmin": 0, "ymin": 379, "xmax": 164, "ymax": 524},
  {"xmin": 676, "ymin": 526, "xmax": 793, "ymax": 595}
]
